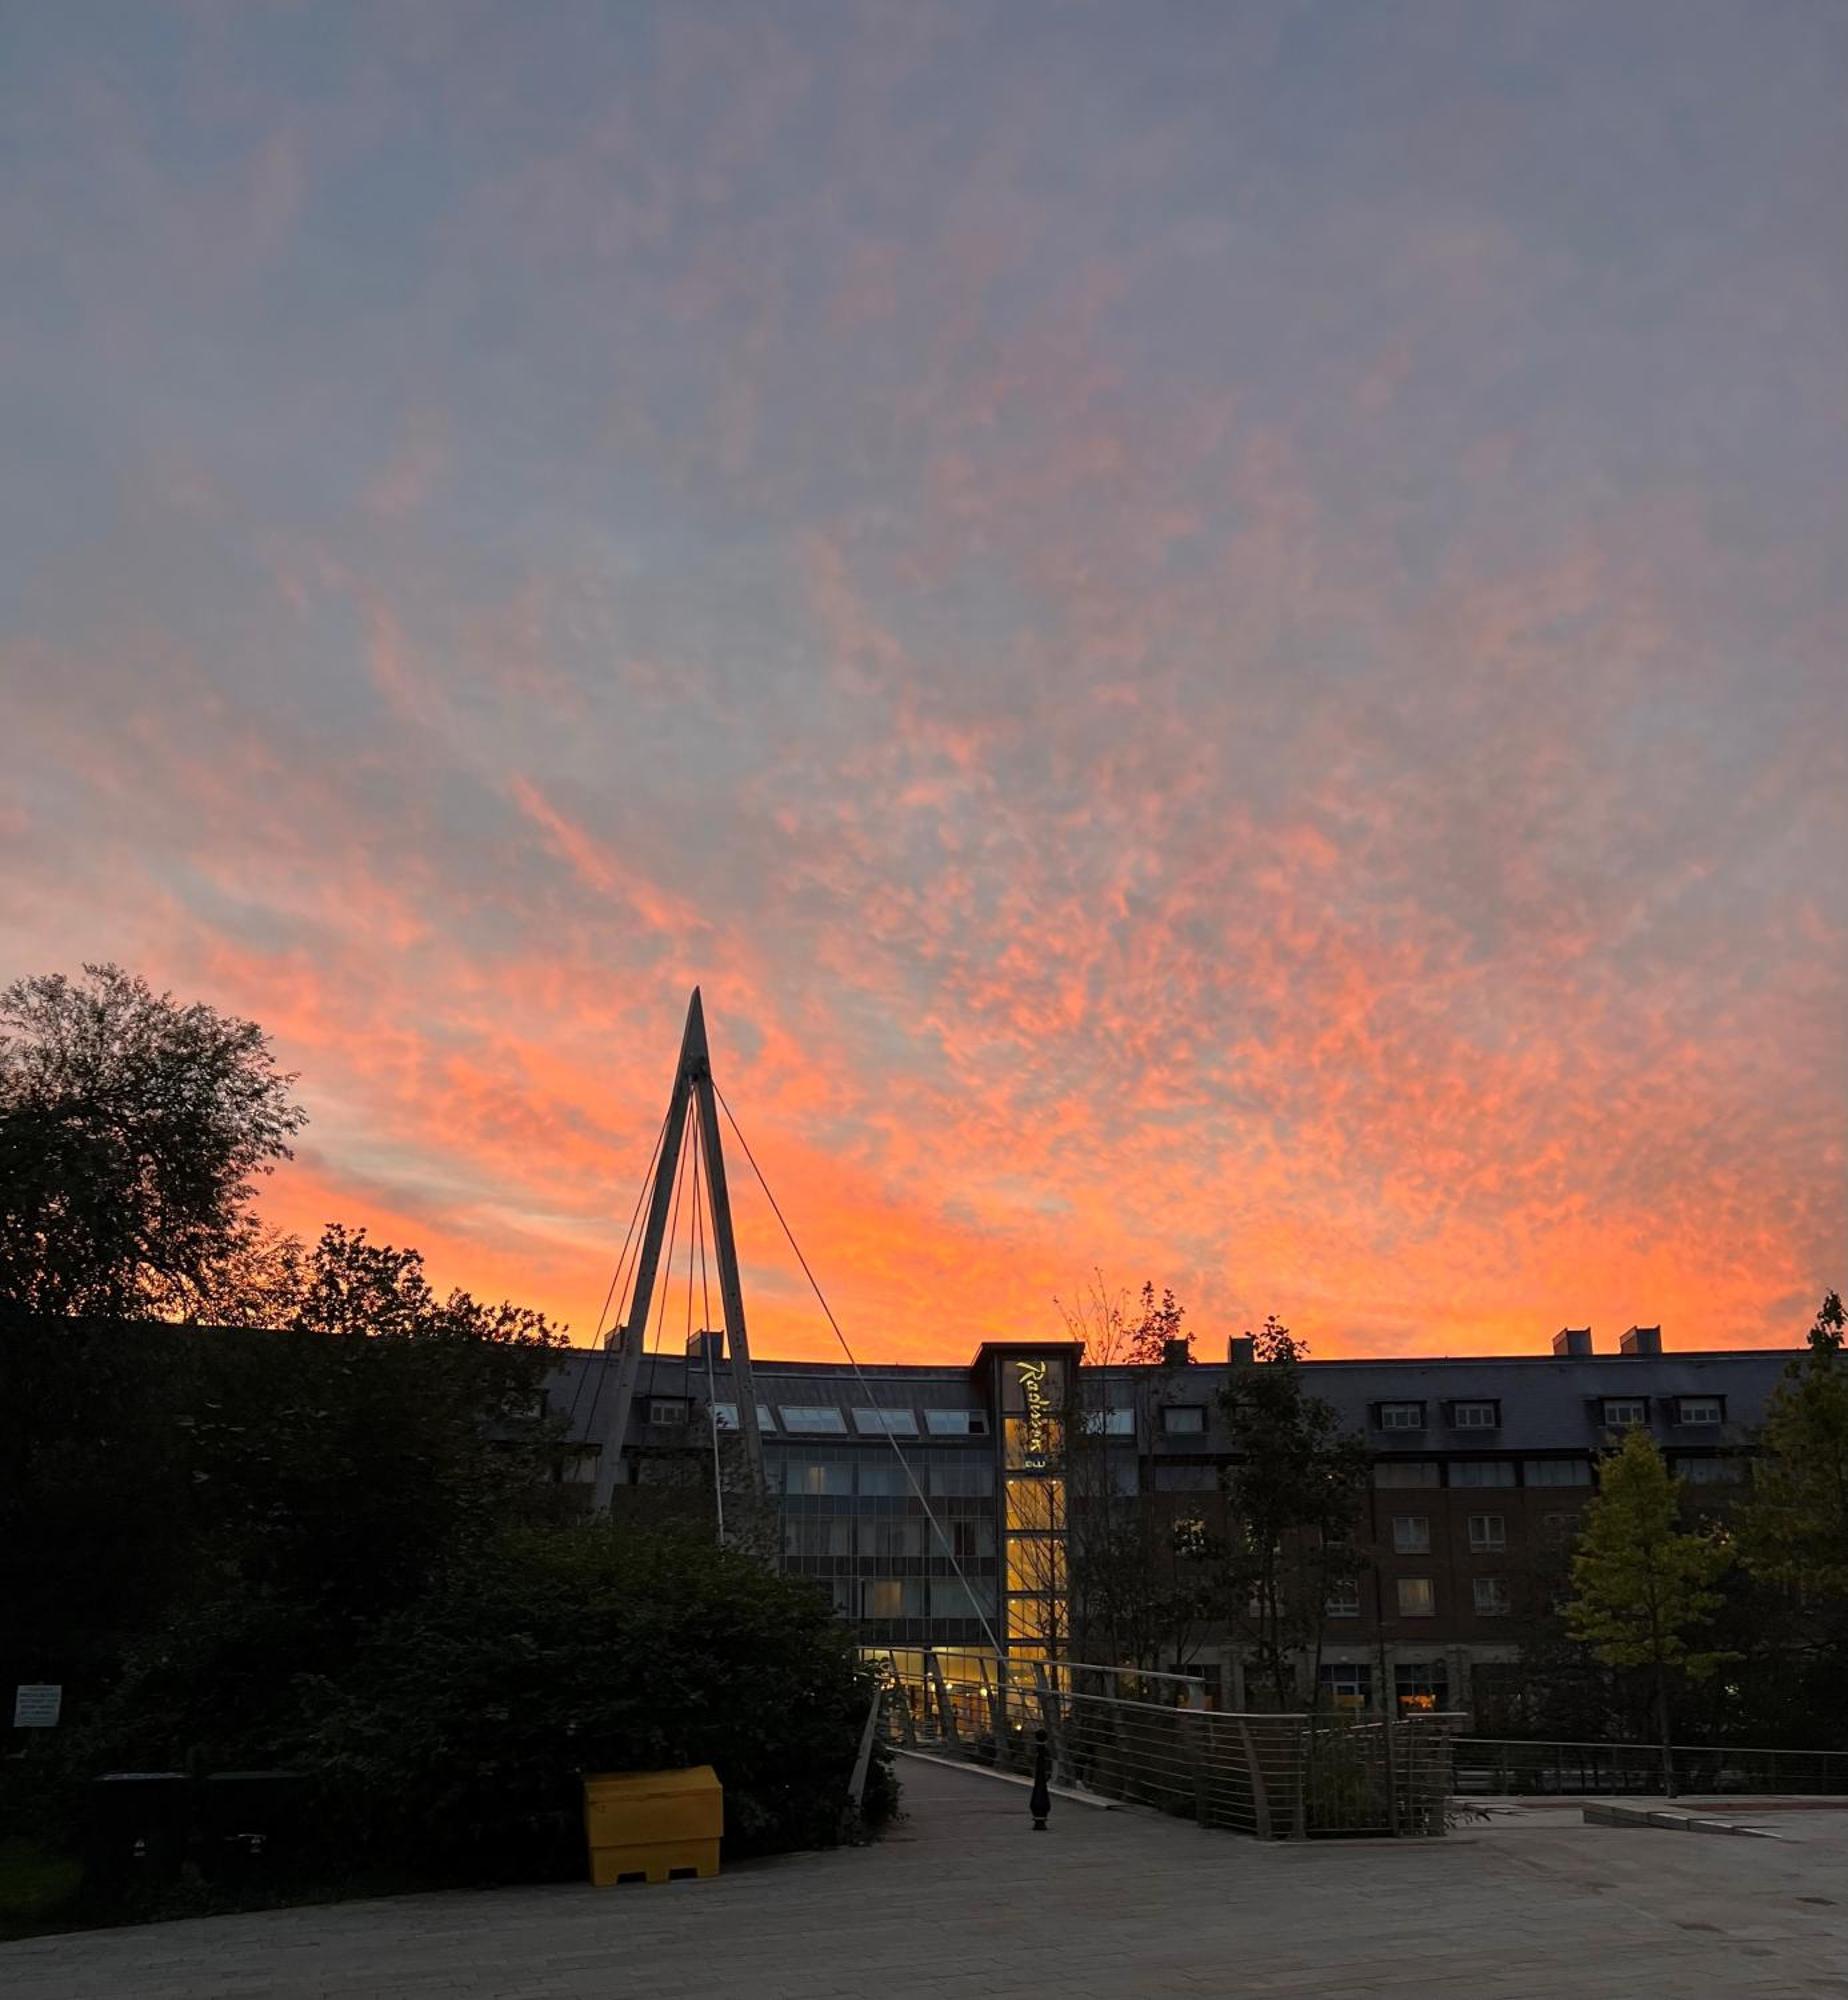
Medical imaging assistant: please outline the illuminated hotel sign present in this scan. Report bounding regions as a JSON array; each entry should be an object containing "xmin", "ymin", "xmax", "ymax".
[{"xmin": 1016, "ymin": 1358, "xmax": 1054, "ymax": 1470}]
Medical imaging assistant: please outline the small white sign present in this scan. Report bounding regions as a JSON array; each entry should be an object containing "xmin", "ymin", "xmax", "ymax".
[{"xmin": 13, "ymin": 1684, "xmax": 62, "ymax": 1728}]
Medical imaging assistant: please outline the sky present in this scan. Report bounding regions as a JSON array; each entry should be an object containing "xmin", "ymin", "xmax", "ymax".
[{"xmin": 1, "ymin": 2, "xmax": 1843, "ymax": 1364}]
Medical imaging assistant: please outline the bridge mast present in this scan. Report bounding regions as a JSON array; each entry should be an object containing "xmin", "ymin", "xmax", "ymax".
[{"xmin": 590, "ymin": 988, "xmax": 768, "ymax": 1508}]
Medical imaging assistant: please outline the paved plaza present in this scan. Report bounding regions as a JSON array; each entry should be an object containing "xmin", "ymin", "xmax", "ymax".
[{"xmin": 4, "ymin": 1758, "xmax": 1847, "ymax": 1999}]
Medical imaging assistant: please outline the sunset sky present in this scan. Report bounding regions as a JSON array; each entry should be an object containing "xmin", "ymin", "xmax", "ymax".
[{"xmin": 2, "ymin": 3, "xmax": 1842, "ymax": 1362}]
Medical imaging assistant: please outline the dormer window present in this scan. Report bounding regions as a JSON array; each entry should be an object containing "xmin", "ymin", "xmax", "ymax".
[
  {"xmin": 1675, "ymin": 1396, "xmax": 1724, "ymax": 1426},
  {"xmin": 1601, "ymin": 1397, "xmax": 1649, "ymax": 1429},
  {"xmin": 1375, "ymin": 1401, "xmax": 1427, "ymax": 1431},
  {"xmin": 1448, "ymin": 1400, "xmax": 1501, "ymax": 1430},
  {"xmin": 647, "ymin": 1397, "xmax": 688, "ymax": 1426}
]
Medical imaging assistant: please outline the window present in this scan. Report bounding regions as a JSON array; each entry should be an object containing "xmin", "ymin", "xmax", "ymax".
[
  {"xmin": 1161, "ymin": 1405, "xmax": 1206, "ymax": 1435},
  {"xmin": 1325, "ymin": 1578, "xmax": 1361, "ymax": 1618},
  {"xmin": 1601, "ymin": 1398, "xmax": 1649, "ymax": 1429},
  {"xmin": 1173, "ymin": 1517, "xmax": 1213, "ymax": 1561},
  {"xmin": 859, "ymin": 1518, "xmax": 926, "ymax": 1559},
  {"xmin": 1449, "ymin": 1460, "xmax": 1516, "ymax": 1487},
  {"xmin": 1468, "ymin": 1514, "xmax": 1507, "ymax": 1552},
  {"xmin": 1677, "ymin": 1456, "xmax": 1742, "ymax": 1485},
  {"xmin": 1394, "ymin": 1661, "xmax": 1449, "ymax": 1714},
  {"xmin": 1449, "ymin": 1400, "xmax": 1501, "ymax": 1429},
  {"xmin": 853, "ymin": 1406, "xmax": 919, "ymax": 1436},
  {"xmin": 856, "ymin": 1459, "xmax": 910, "ymax": 1496},
  {"xmin": 647, "ymin": 1398, "xmax": 687, "ymax": 1425},
  {"xmin": 860, "ymin": 1579, "xmax": 927, "ymax": 1619},
  {"xmin": 1392, "ymin": 1515, "xmax": 1430, "ymax": 1554},
  {"xmin": 1396, "ymin": 1578, "xmax": 1435, "ymax": 1618},
  {"xmin": 1104, "ymin": 1456, "xmax": 1139, "ymax": 1497},
  {"xmin": 1525, "ymin": 1458, "xmax": 1594, "ymax": 1486},
  {"xmin": 784, "ymin": 1518, "xmax": 854, "ymax": 1559},
  {"xmin": 1373, "ymin": 1461, "xmax": 1440, "ymax": 1488},
  {"xmin": 928, "ymin": 1459, "xmax": 995, "ymax": 1498},
  {"xmin": 1318, "ymin": 1661, "xmax": 1371, "ymax": 1708},
  {"xmin": 1083, "ymin": 1407, "xmax": 1137, "ymax": 1436},
  {"xmin": 924, "ymin": 1409, "xmax": 988, "ymax": 1436},
  {"xmin": 950, "ymin": 1517, "xmax": 997, "ymax": 1561},
  {"xmin": 1676, "ymin": 1397, "xmax": 1724, "ymax": 1427},
  {"xmin": 783, "ymin": 1457, "xmax": 851, "ymax": 1496},
  {"xmin": 1376, "ymin": 1402, "xmax": 1426, "ymax": 1431},
  {"xmin": 1541, "ymin": 1511, "xmax": 1579, "ymax": 1542},
  {"xmin": 710, "ymin": 1402, "xmax": 776, "ymax": 1432},
  {"xmin": 780, "ymin": 1405, "xmax": 847, "ymax": 1434},
  {"xmin": 1153, "ymin": 1463, "xmax": 1218, "ymax": 1491},
  {"xmin": 1473, "ymin": 1576, "xmax": 1512, "ymax": 1617},
  {"xmin": 931, "ymin": 1578, "xmax": 996, "ymax": 1621}
]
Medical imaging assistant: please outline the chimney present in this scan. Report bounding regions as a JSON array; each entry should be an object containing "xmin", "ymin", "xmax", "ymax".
[
  {"xmin": 1552, "ymin": 1327, "xmax": 1593, "ymax": 1357},
  {"xmin": 686, "ymin": 1328, "xmax": 725, "ymax": 1366},
  {"xmin": 1162, "ymin": 1337, "xmax": 1191, "ymax": 1368},
  {"xmin": 1620, "ymin": 1325, "xmax": 1663, "ymax": 1357},
  {"xmin": 1228, "ymin": 1335, "xmax": 1257, "ymax": 1366}
]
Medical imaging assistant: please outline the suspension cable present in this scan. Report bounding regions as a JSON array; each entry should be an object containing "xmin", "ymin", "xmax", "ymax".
[
  {"xmin": 689, "ymin": 1113, "xmax": 726, "ymax": 1540},
  {"xmin": 576, "ymin": 1096, "xmax": 674, "ymax": 1439},
  {"xmin": 712, "ymin": 1080, "xmax": 1006, "ymax": 1662}
]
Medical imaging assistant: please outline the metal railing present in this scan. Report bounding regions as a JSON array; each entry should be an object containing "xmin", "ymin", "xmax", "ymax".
[
  {"xmin": 880, "ymin": 1653, "xmax": 1459, "ymax": 1838},
  {"xmin": 1454, "ymin": 1737, "xmax": 1848, "ymax": 1798}
]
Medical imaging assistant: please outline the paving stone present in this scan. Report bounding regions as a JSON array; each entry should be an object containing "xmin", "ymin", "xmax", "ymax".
[{"xmin": 5, "ymin": 1762, "xmax": 1848, "ymax": 1996}]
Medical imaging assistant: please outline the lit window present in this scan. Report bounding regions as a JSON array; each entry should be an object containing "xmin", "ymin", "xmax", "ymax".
[
  {"xmin": 1601, "ymin": 1398, "xmax": 1649, "ymax": 1430},
  {"xmin": 1326, "ymin": 1578, "xmax": 1361, "ymax": 1618},
  {"xmin": 853, "ymin": 1407, "xmax": 919, "ymax": 1436},
  {"xmin": 923, "ymin": 1409, "xmax": 988, "ymax": 1436},
  {"xmin": 1173, "ymin": 1517, "xmax": 1213, "ymax": 1561},
  {"xmin": 1376, "ymin": 1402, "xmax": 1426, "ymax": 1431},
  {"xmin": 860, "ymin": 1579, "xmax": 927, "ymax": 1619},
  {"xmin": 1473, "ymin": 1576, "xmax": 1511, "ymax": 1617},
  {"xmin": 780, "ymin": 1406, "xmax": 847, "ymax": 1434},
  {"xmin": 1162, "ymin": 1405, "xmax": 1206, "ymax": 1435},
  {"xmin": 784, "ymin": 1457, "xmax": 851, "ymax": 1496},
  {"xmin": 1525, "ymin": 1458, "xmax": 1593, "ymax": 1486},
  {"xmin": 1468, "ymin": 1514, "xmax": 1507, "ymax": 1552},
  {"xmin": 1392, "ymin": 1516, "xmax": 1430, "ymax": 1554},
  {"xmin": 1394, "ymin": 1660, "xmax": 1448, "ymax": 1713},
  {"xmin": 1449, "ymin": 1460, "xmax": 1516, "ymax": 1487},
  {"xmin": 1676, "ymin": 1398, "xmax": 1723, "ymax": 1426},
  {"xmin": 1397, "ymin": 1578, "xmax": 1435, "ymax": 1617},
  {"xmin": 1373, "ymin": 1461, "xmax": 1440, "ymax": 1488},
  {"xmin": 1449, "ymin": 1401, "xmax": 1500, "ymax": 1429}
]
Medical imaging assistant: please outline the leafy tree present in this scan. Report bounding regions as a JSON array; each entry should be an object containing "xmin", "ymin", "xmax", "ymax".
[
  {"xmin": 0, "ymin": 964, "xmax": 305, "ymax": 1318},
  {"xmin": 1218, "ymin": 1317, "xmax": 1370, "ymax": 1709},
  {"xmin": 1126, "ymin": 1282, "xmax": 1189, "ymax": 1365},
  {"xmin": 1739, "ymin": 1291, "xmax": 1848, "ymax": 1601},
  {"xmin": 298, "ymin": 1524, "xmax": 893, "ymax": 1871},
  {"xmin": 1566, "ymin": 1427, "xmax": 1732, "ymax": 1792}
]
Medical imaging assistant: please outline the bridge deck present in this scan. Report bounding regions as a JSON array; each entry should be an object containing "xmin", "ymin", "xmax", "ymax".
[{"xmin": 4, "ymin": 1758, "xmax": 1846, "ymax": 1996}]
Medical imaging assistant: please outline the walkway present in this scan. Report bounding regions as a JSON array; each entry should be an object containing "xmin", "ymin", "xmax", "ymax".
[{"xmin": 4, "ymin": 1758, "xmax": 1847, "ymax": 1998}]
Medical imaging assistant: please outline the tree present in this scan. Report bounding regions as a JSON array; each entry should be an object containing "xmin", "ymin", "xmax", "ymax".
[
  {"xmin": 1218, "ymin": 1318, "xmax": 1370, "ymax": 1709},
  {"xmin": 1126, "ymin": 1282, "xmax": 1189, "ymax": 1365},
  {"xmin": 1566, "ymin": 1427, "xmax": 1731, "ymax": 1793},
  {"xmin": 0, "ymin": 964, "xmax": 305, "ymax": 1318},
  {"xmin": 1739, "ymin": 1291, "xmax": 1848, "ymax": 1601}
]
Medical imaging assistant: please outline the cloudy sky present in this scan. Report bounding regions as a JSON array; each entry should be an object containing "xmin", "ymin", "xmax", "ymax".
[{"xmin": 2, "ymin": 2, "xmax": 1842, "ymax": 1361}]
